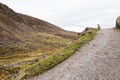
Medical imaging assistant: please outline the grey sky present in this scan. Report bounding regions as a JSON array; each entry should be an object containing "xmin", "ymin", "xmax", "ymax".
[{"xmin": 0, "ymin": 0, "xmax": 120, "ymax": 32}]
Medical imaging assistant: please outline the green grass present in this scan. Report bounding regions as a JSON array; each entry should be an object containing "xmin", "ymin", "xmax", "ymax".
[{"xmin": 16, "ymin": 29, "xmax": 98, "ymax": 80}]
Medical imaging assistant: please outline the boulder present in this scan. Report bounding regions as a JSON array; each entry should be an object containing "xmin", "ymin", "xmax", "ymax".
[{"xmin": 116, "ymin": 16, "xmax": 120, "ymax": 28}]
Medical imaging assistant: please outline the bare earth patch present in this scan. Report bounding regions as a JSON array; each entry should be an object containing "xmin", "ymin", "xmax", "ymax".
[{"xmin": 30, "ymin": 29, "xmax": 120, "ymax": 80}]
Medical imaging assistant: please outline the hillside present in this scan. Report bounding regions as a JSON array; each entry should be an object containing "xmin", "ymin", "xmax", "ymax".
[
  {"xmin": 0, "ymin": 2, "xmax": 99, "ymax": 80},
  {"xmin": 0, "ymin": 2, "xmax": 78, "ymax": 56},
  {"xmin": 0, "ymin": 2, "xmax": 80, "ymax": 79}
]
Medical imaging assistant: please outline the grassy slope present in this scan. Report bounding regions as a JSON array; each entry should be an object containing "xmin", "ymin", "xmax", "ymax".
[
  {"xmin": 0, "ymin": 33, "xmax": 74, "ymax": 79},
  {"xmin": 0, "ymin": 3, "xmax": 78, "ymax": 80},
  {"xmin": 16, "ymin": 29, "xmax": 98, "ymax": 80},
  {"xmin": 0, "ymin": 28, "xmax": 97, "ymax": 80}
]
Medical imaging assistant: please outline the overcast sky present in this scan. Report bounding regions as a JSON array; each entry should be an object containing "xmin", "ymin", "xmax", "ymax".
[{"xmin": 0, "ymin": 0, "xmax": 120, "ymax": 32}]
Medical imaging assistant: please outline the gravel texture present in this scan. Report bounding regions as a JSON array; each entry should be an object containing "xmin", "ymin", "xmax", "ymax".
[{"xmin": 30, "ymin": 29, "xmax": 120, "ymax": 80}]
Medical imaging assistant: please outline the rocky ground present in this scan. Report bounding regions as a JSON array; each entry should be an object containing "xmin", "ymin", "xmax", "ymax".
[{"xmin": 29, "ymin": 29, "xmax": 120, "ymax": 80}]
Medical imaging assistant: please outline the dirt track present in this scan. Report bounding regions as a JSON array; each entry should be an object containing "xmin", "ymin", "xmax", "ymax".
[{"xmin": 30, "ymin": 29, "xmax": 120, "ymax": 80}]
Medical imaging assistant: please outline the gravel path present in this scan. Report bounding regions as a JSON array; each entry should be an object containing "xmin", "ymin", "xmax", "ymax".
[{"xmin": 30, "ymin": 29, "xmax": 120, "ymax": 80}]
